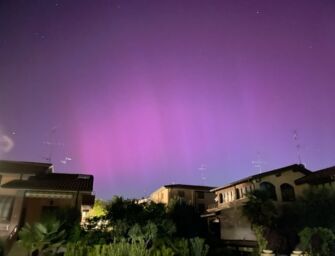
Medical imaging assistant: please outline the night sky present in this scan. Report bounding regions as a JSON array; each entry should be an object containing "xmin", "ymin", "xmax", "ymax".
[{"xmin": 1, "ymin": 0, "xmax": 335, "ymax": 199}]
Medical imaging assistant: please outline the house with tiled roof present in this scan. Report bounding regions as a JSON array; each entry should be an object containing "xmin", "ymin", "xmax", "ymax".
[
  {"xmin": 0, "ymin": 160, "xmax": 95, "ymax": 251},
  {"xmin": 295, "ymin": 166, "xmax": 335, "ymax": 186},
  {"xmin": 149, "ymin": 184, "xmax": 215, "ymax": 213},
  {"xmin": 204, "ymin": 164, "xmax": 312, "ymax": 248}
]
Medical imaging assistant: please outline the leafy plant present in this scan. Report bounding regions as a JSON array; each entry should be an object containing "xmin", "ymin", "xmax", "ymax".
[
  {"xmin": 243, "ymin": 189, "xmax": 277, "ymax": 228},
  {"xmin": 252, "ymin": 225, "xmax": 268, "ymax": 255},
  {"xmin": 150, "ymin": 245, "xmax": 174, "ymax": 256},
  {"xmin": 172, "ymin": 238, "xmax": 189, "ymax": 256},
  {"xmin": 299, "ymin": 227, "xmax": 335, "ymax": 256},
  {"xmin": 189, "ymin": 237, "xmax": 209, "ymax": 256},
  {"xmin": 18, "ymin": 220, "xmax": 65, "ymax": 256},
  {"xmin": 167, "ymin": 198, "xmax": 204, "ymax": 238}
]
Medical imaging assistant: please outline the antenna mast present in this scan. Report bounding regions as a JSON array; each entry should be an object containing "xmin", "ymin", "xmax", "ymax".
[
  {"xmin": 198, "ymin": 164, "xmax": 207, "ymax": 185},
  {"xmin": 252, "ymin": 152, "xmax": 265, "ymax": 174},
  {"xmin": 43, "ymin": 126, "xmax": 63, "ymax": 163},
  {"xmin": 293, "ymin": 130, "xmax": 302, "ymax": 164}
]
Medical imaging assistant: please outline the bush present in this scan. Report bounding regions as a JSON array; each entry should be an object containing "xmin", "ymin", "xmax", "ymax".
[
  {"xmin": 64, "ymin": 237, "xmax": 209, "ymax": 256},
  {"xmin": 299, "ymin": 227, "xmax": 335, "ymax": 256}
]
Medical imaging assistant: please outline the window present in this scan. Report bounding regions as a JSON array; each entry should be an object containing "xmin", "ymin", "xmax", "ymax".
[
  {"xmin": 241, "ymin": 187, "xmax": 245, "ymax": 197},
  {"xmin": 197, "ymin": 191, "xmax": 205, "ymax": 199},
  {"xmin": 260, "ymin": 182, "xmax": 277, "ymax": 201},
  {"xmin": 235, "ymin": 188, "xmax": 240, "ymax": 199},
  {"xmin": 0, "ymin": 196, "xmax": 14, "ymax": 222},
  {"xmin": 219, "ymin": 193, "xmax": 223, "ymax": 203},
  {"xmin": 280, "ymin": 183, "xmax": 295, "ymax": 201}
]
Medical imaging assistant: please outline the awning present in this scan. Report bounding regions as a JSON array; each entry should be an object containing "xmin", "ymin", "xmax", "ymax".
[{"xmin": 25, "ymin": 191, "xmax": 73, "ymax": 199}]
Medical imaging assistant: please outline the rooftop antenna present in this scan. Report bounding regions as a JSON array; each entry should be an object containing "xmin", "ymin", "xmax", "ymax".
[
  {"xmin": 60, "ymin": 156, "xmax": 72, "ymax": 165},
  {"xmin": 293, "ymin": 130, "xmax": 302, "ymax": 164},
  {"xmin": 198, "ymin": 164, "xmax": 207, "ymax": 185},
  {"xmin": 43, "ymin": 126, "xmax": 63, "ymax": 163},
  {"xmin": 252, "ymin": 152, "xmax": 265, "ymax": 174}
]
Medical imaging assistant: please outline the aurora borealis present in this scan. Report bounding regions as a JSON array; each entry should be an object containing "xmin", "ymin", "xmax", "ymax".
[{"xmin": 1, "ymin": 0, "xmax": 335, "ymax": 198}]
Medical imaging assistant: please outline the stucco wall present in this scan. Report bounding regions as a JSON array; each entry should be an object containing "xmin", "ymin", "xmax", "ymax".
[
  {"xmin": 213, "ymin": 168, "xmax": 309, "ymax": 243},
  {"xmin": 0, "ymin": 174, "xmax": 25, "ymax": 238},
  {"xmin": 150, "ymin": 187, "xmax": 169, "ymax": 204},
  {"xmin": 253, "ymin": 169, "xmax": 306, "ymax": 201}
]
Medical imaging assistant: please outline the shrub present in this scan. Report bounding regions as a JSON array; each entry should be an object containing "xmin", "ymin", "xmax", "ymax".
[{"xmin": 299, "ymin": 227, "xmax": 335, "ymax": 256}]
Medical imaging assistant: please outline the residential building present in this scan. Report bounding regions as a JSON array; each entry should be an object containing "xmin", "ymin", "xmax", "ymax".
[
  {"xmin": 295, "ymin": 165, "xmax": 335, "ymax": 190},
  {"xmin": 0, "ymin": 160, "xmax": 95, "ymax": 251},
  {"xmin": 150, "ymin": 184, "xmax": 215, "ymax": 213},
  {"xmin": 205, "ymin": 164, "xmax": 311, "ymax": 247}
]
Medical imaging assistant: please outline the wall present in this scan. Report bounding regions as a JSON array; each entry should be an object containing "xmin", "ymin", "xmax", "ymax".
[
  {"xmin": 215, "ymin": 181, "xmax": 254, "ymax": 209},
  {"xmin": 213, "ymin": 169, "xmax": 308, "ymax": 243},
  {"xmin": 219, "ymin": 205, "xmax": 256, "ymax": 241},
  {"xmin": 150, "ymin": 187, "xmax": 214, "ymax": 213},
  {"xmin": 150, "ymin": 187, "xmax": 169, "ymax": 204},
  {"xmin": 0, "ymin": 173, "xmax": 25, "ymax": 239},
  {"xmin": 169, "ymin": 188, "xmax": 194, "ymax": 204},
  {"xmin": 24, "ymin": 196, "xmax": 75, "ymax": 224},
  {"xmin": 253, "ymin": 169, "xmax": 306, "ymax": 201}
]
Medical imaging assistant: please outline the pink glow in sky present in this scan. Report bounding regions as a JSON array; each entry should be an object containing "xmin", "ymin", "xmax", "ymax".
[{"xmin": 1, "ymin": 0, "xmax": 335, "ymax": 198}]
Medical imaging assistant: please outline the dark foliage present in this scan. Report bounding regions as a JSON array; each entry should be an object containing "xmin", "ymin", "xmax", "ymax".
[{"xmin": 167, "ymin": 197, "xmax": 206, "ymax": 238}]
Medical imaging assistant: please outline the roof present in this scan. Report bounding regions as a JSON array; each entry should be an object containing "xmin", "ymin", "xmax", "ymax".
[
  {"xmin": 211, "ymin": 164, "xmax": 311, "ymax": 192},
  {"xmin": 1, "ymin": 173, "xmax": 94, "ymax": 192},
  {"xmin": 295, "ymin": 166, "xmax": 335, "ymax": 185},
  {"xmin": 0, "ymin": 160, "xmax": 52, "ymax": 174},
  {"xmin": 163, "ymin": 184, "xmax": 214, "ymax": 191}
]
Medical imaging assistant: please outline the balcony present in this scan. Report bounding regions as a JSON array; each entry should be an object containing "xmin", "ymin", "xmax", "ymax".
[{"xmin": 207, "ymin": 203, "xmax": 219, "ymax": 212}]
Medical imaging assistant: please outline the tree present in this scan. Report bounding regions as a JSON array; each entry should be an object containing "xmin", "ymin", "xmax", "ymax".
[
  {"xmin": 243, "ymin": 189, "xmax": 277, "ymax": 228},
  {"xmin": 167, "ymin": 197, "xmax": 205, "ymax": 238},
  {"xmin": 86, "ymin": 199, "xmax": 107, "ymax": 218},
  {"xmin": 242, "ymin": 189, "xmax": 279, "ymax": 253},
  {"xmin": 296, "ymin": 187, "xmax": 335, "ymax": 231},
  {"xmin": 105, "ymin": 196, "xmax": 145, "ymax": 225}
]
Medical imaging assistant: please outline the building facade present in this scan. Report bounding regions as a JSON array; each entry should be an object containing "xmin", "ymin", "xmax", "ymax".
[
  {"xmin": 0, "ymin": 160, "xmax": 95, "ymax": 251},
  {"xmin": 150, "ymin": 184, "xmax": 215, "ymax": 213},
  {"xmin": 206, "ymin": 164, "xmax": 311, "ymax": 247}
]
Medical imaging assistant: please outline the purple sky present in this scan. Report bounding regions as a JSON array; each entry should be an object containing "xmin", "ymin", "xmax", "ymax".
[{"xmin": 1, "ymin": 0, "xmax": 335, "ymax": 199}]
